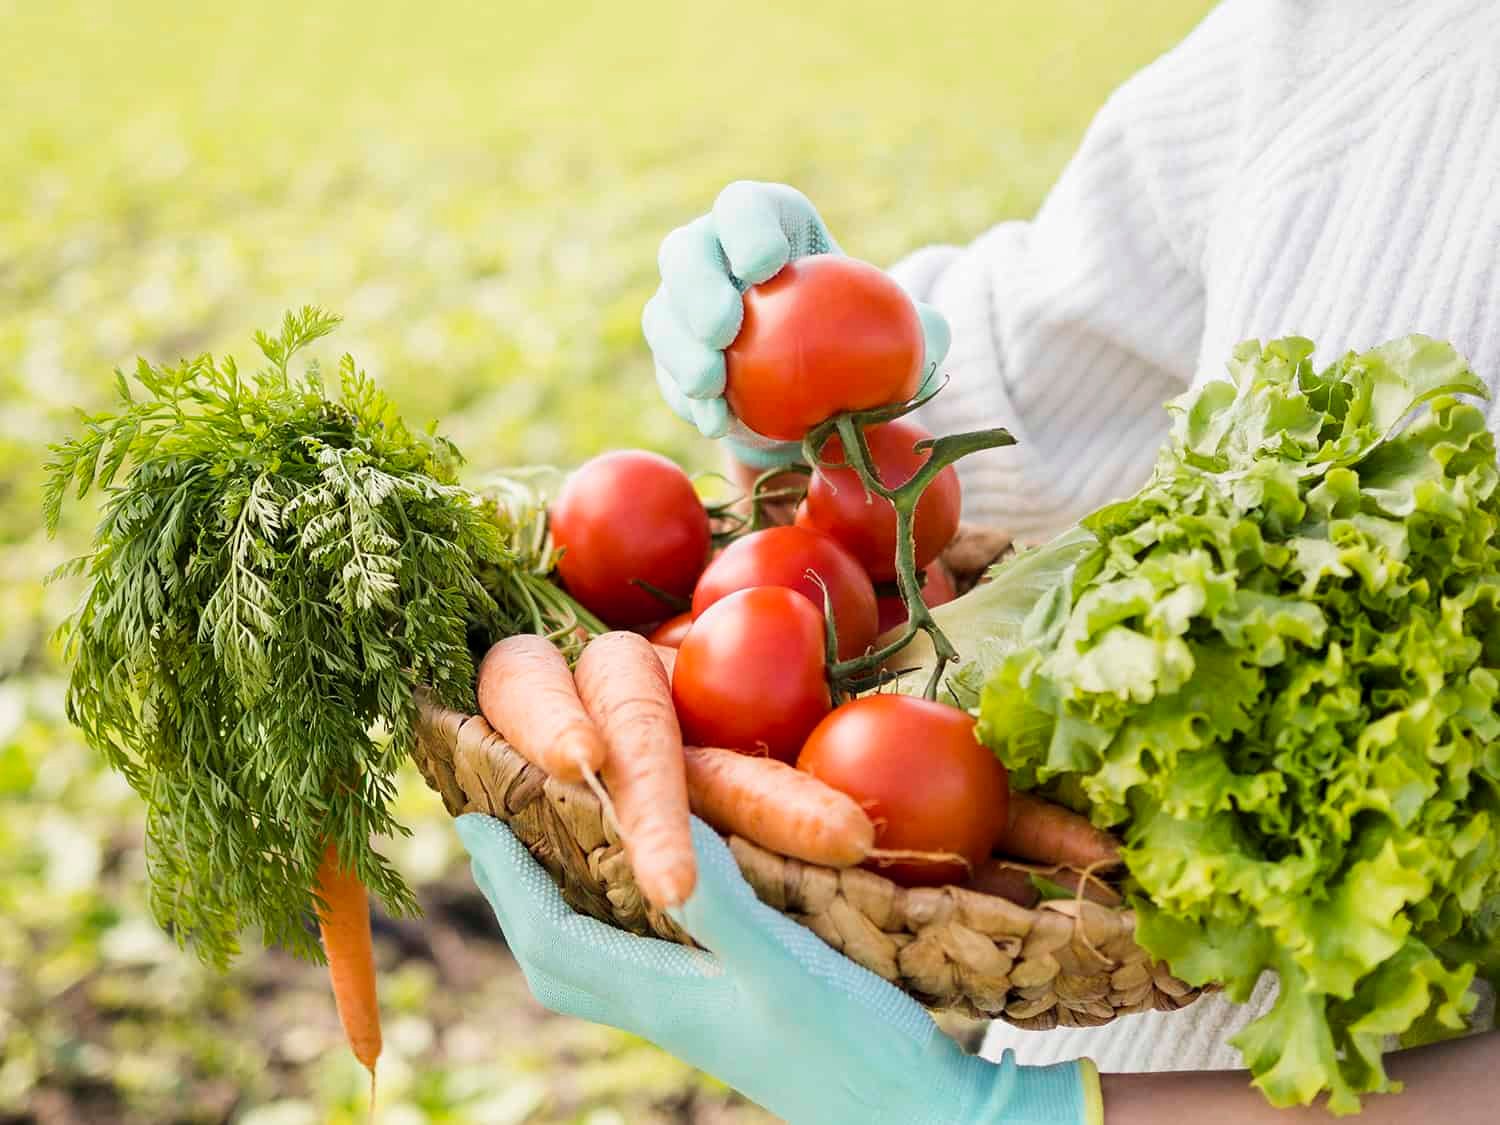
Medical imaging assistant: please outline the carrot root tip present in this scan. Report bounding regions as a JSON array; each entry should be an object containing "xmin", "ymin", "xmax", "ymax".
[{"xmin": 866, "ymin": 848, "xmax": 973, "ymax": 873}]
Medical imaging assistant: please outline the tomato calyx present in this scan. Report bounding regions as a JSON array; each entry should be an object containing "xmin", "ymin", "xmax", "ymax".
[{"xmin": 800, "ymin": 393, "xmax": 1015, "ymax": 702}]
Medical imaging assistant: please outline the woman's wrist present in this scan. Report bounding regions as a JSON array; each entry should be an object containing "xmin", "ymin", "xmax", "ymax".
[{"xmin": 1098, "ymin": 1032, "xmax": 1500, "ymax": 1125}]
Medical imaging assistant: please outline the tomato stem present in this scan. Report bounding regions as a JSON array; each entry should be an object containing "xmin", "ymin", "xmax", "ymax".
[
  {"xmin": 802, "ymin": 398, "xmax": 1015, "ymax": 701},
  {"xmin": 705, "ymin": 465, "xmax": 813, "ymax": 543},
  {"xmin": 805, "ymin": 570, "xmax": 846, "ymax": 705},
  {"xmin": 703, "ymin": 489, "xmax": 751, "ymax": 546},
  {"xmin": 629, "ymin": 578, "xmax": 692, "ymax": 615},
  {"xmin": 746, "ymin": 466, "xmax": 812, "ymax": 532}
]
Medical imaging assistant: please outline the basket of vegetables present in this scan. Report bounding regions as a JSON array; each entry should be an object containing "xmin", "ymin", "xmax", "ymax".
[
  {"xmin": 412, "ymin": 287, "xmax": 1500, "ymax": 1114},
  {"xmin": 410, "ymin": 258, "xmax": 1206, "ymax": 1029},
  {"xmin": 411, "ymin": 525, "xmax": 1192, "ymax": 1028}
]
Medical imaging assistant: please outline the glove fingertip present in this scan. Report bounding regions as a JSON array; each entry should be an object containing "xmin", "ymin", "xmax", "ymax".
[
  {"xmin": 735, "ymin": 241, "xmax": 791, "ymax": 287},
  {"xmin": 454, "ymin": 811, "xmax": 497, "ymax": 852},
  {"xmin": 677, "ymin": 351, "xmax": 726, "ymax": 400},
  {"xmin": 454, "ymin": 814, "xmax": 535, "ymax": 877},
  {"xmin": 712, "ymin": 181, "xmax": 794, "ymax": 288},
  {"xmin": 654, "ymin": 363, "xmax": 698, "ymax": 425},
  {"xmin": 692, "ymin": 397, "xmax": 731, "ymax": 439},
  {"xmin": 692, "ymin": 291, "xmax": 744, "ymax": 350}
]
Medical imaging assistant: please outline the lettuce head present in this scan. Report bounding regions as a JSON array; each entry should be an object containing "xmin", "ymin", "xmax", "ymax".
[{"xmin": 972, "ymin": 336, "xmax": 1500, "ymax": 1114}]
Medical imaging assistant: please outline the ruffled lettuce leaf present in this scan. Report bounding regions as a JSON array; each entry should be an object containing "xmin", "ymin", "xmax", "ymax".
[
  {"xmin": 891, "ymin": 524, "xmax": 1099, "ymax": 710},
  {"xmin": 978, "ymin": 337, "xmax": 1500, "ymax": 1114}
]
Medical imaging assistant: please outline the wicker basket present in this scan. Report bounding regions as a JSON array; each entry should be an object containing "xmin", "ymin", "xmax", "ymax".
[{"xmin": 412, "ymin": 524, "xmax": 1204, "ymax": 1028}]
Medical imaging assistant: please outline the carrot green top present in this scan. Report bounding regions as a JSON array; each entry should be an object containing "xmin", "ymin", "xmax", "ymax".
[{"xmin": 43, "ymin": 308, "xmax": 589, "ymax": 967}]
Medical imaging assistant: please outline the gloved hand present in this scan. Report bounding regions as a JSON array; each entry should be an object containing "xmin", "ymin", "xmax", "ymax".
[
  {"xmin": 456, "ymin": 813, "xmax": 1102, "ymax": 1125},
  {"xmin": 643, "ymin": 181, "xmax": 952, "ymax": 468}
]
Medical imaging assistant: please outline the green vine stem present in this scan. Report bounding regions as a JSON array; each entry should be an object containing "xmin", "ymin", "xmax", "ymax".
[
  {"xmin": 801, "ymin": 399, "xmax": 1015, "ymax": 701},
  {"xmin": 746, "ymin": 462, "xmax": 812, "ymax": 532},
  {"xmin": 700, "ymin": 464, "xmax": 812, "ymax": 545},
  {"xmin": 699, "ymin": 471, "xmax": 752, "ymax": 546},
  {"xmin": 805, "ymin": 571, "xmax": 847, "ymax": 706},
  {"xmin": 631, "ymin": 578, "xmax": 692, "ymax": 615}
]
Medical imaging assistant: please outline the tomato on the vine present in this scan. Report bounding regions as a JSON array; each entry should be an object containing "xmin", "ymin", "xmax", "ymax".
[
  {"xmin": 725, "ymin": 256, "xmax": 924, "ymax": 441},
  {"xmin": 673, "ymin": 586, "xmax": 831, "ymax": 763},
  {"xmin": 647, "ymin": 612, "xmax": 694, "ymax": 648},
  {"xmin": 875, "ymin": 561, "xmax": 957, "ymax": 636},
  {"xmin": 550, "ymin": 450, "xmax": 709, "ymax": 628},
  {"xmin": 691, "ymin": 526, "xmax": 877, "ymax": 661},
  {"xmin": 805, "ymin": 419, "xmax": 962, "ymax": 583},
  {"xmin": 797, "ymin": 695, "xmax": 1008, "ymax": 886}
]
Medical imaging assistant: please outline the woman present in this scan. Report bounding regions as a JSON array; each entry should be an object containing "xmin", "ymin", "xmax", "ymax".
[{"xmin": 459, "ymin": 1, "xmax": 1500, "ymax": 1120}]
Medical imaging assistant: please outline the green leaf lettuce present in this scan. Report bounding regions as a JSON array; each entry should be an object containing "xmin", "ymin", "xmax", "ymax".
[{"xmin": 970, "ymin": 336, "xmax": 1500, "ymax": 1114}]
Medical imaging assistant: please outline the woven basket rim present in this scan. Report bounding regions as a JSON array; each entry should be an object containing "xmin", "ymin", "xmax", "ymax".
[
  {"xmin": 413, "ymin": 688, "xmax": 1205, "ymax": 1026},
  {"xmin": 419, "ymin": 687, "xmax": 1132, "ymax": 919}
]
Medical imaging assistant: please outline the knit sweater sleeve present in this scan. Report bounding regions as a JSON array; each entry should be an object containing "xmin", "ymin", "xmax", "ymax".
[{"xmin": 888, "ymin": 0, "xmax": 1256, "ymax": 542}]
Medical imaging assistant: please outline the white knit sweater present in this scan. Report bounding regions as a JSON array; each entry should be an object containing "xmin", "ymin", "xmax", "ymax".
[{"xmin": 888, "ymin": 0, "xmax": 1500, "ymax": 1074}]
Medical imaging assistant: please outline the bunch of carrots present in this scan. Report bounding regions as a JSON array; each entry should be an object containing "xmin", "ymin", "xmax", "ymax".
[{"xmin": 474, "ymin": 631, "xmax": 1122, "ymax": 916}]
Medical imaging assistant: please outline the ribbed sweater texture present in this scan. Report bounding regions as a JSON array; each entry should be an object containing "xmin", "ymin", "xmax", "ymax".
[{"xmin": 885, "ymin": 0, "xmax": 1500, "ymax": 1072}]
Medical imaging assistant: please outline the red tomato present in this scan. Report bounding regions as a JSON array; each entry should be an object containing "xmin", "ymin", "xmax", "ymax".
[
  {"xmin": 673, "ymin": 587, "xmax": 831, "ymax": 763},
  {"xmin": 647, "ymin": 612, "xmax": 694, "ymax": 648},
  {"xmin": 805, "ymin": 419, "xmax": 961, "ymax": 583},
  {"xmin": 797, "ymin": 695, "xmax": 1008, "ymax": 886},
  {"xmin": 692, "ymin": 526, "xmax": 877, "ymax": 661},
  {"xmin": 551, "ymin": 451, "xmax": 710, "ymax": 628},
  {"xmin": 725, "ymin": 257, "xmax": 924, "ymax": 441},
  {"xmin": 793, "ymin": 500, "xmax": 814, "ymax": 529},
  {"xmin": 875, "ymin": 561, "xmax": 958, "ymax": 636}
]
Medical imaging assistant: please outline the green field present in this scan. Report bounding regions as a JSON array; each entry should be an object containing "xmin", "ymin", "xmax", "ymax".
[{"xmin": 0, "ymin": 2, "xmax": 1213, "ymax": 1120}]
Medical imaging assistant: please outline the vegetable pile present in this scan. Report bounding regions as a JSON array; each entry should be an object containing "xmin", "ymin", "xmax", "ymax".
[
  {"xmin": 936, "ymin": 336, "xmax": 1500, "ymax": 1112},
  {"xmin": 58, "ymin": 239, "xmax": 1495, "ymax": 1120},
  {"xmin": 529, "ymin": 257, "xmax": 1077, "ymax": 894}
]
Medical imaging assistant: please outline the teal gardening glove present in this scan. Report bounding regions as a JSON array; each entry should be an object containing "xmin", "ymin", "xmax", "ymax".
[
  {"xmin": 456, "ymin": 814, "xmax": 1102, "ymax": 1125},
  {"xmin": 642, "ymin": 181, "xmax": 953, "ymax": 468}
]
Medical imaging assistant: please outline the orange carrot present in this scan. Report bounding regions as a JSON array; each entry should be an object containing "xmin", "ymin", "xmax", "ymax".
[
  {"xmin": 575, "ymin": 631, "xmax": 696, "ymax": 909},
  {"xmin": 996, "ymin": 791, "xmax": 1121, "ymax": 870},
  {"xmin": 683, "ymin": 744, "xmax": 876, "ymax": 868},
  {"xmin": 477, "ymin": 634, "xmax": 607, "ymax": 782},
  {"xmin": 315, "ymin": 842, "xmax": 381, "ymax": 1075}
]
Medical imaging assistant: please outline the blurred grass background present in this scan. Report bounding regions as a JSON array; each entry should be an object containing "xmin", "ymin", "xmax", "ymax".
[{"xmin": 1, "ymin": 1, "xmax": 1212, "ymax": 1121}]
